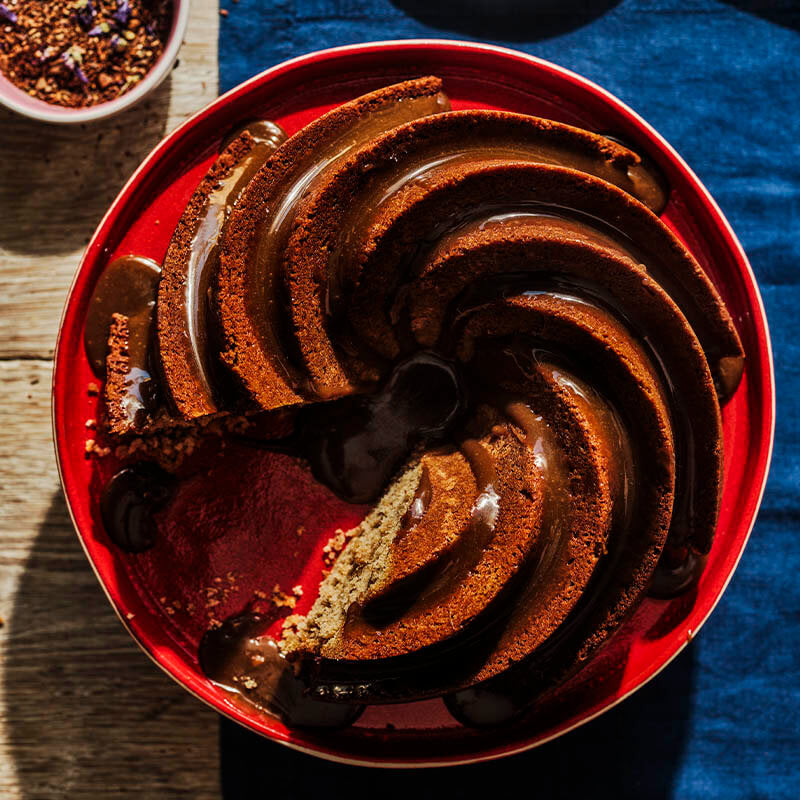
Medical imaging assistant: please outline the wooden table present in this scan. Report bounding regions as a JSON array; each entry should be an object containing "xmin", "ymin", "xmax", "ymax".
[{"xmin": 0, "ymin": 3, "xmax": 224, "ymax": 795}]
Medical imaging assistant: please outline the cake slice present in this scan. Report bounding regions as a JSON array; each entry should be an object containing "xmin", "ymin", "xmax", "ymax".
[
  {"xmin": 455, "ymin": 294, "xmax": 674, "ymax": 684},
  {"xmin": 283, "ymin": 415, "xmax": 546, "ymax": 663},
  {"xmin": 101, "ymin": 125, "xmax": 286, "ymax": 436},
  {"xmin": 215, "ymin": 77, "xmax": 450, "ymax": 411},
  {"xmin": 157, "ymin": 123, "xmax": 287, "ymax": 419}
]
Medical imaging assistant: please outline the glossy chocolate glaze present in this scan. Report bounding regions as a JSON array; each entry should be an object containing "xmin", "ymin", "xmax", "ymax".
[
  {"xmin": 649, "ymin": 546, "xmax": 707, "ymax": 599},
  {"xmin": 396, "ymin": 465, "xmax": 433, "ymax": 539},
  {"xmin": 469, "ymin": 366, "xmax": 634, "ymax": 680},
  {"xmin": 443, "ymin": 682, "xmax": 527, "ymax": 727},
  {"xmin": 85, "ymin": 255, "xmax": 161, "ymax": 376},
  {"xmin": 446, "ymin": 254, "xmax": 719, "ymax": 564},
  {"xmin": 181, "ymin": 122, "xmax": 288, "ymax": 408},
  {"xmin": 325, "ymin": 128, "xmax": 668, "ymax": 324},
  {"xmin": 199, "ymin": 613, "xmax": 363, "ymax": 728},
  {"xmin": 220, "ymin": 120, "xmax": 287, "ymax": 153},
  {"xmin": 407, "ymin": 203, "xmax": 742, "ymax": 401},
  {"xmin": 600, "ymin": 132, "xmax": 671, "ymax": 214},
  {"xmin": 245, "ymin": 92, "xmax": 451, "ymax": 392},
  {"xmin": 115, "ymin": 362, "xmax": 160, "ymax": 428},
  {"xmin": 100, "ymin": 463, "xmax": 176, "ymax": 553},
  {"xmin": 493, "ymin": 351, "xmax": 662, "ymax": 639},
  {"xmin": 479, "ymin": 290, "xmax": 676, "ymax": 542},
  {"xmin": 239, "ymin": 351, "xmax": 465, "ymax": 504},
  {"xmin": 437, "ymin": 438, "xmax": 500, "ymax": 576}
]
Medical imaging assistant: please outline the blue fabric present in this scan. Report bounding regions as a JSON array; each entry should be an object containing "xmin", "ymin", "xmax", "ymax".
[{"xmin": 218, "ymin": 2, "xmax": 799, "ymax": 796}]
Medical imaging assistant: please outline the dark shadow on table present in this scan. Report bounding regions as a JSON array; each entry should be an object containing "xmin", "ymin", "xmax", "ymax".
[
  {"xmin": 3, "ymin": 490, "xmax": 219, "ymax": 798},
  {"xmin": 719, "ymin": 0, "xmax": 800, "ymax": 32},
  {"xmin": 0, "ymin": 73, "xmax": 172, "ymax": 257},
  {"xmin": 390, "ymin": 0, "xmax": 622, "ymax": 41},
  {"xmin": 220, "ymin": 644, "xmax": 696, "ymax": 799}
]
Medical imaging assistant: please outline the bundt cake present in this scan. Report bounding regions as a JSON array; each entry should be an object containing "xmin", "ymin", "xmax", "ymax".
[{"xmin": 85, "ymin": 77, "xmax": 744, "ymax": 725}]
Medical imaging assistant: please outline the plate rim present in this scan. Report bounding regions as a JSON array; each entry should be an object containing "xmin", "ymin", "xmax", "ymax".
[{"xmin": 51, "ymin": 38, "xmax": 776, "ymax": 768}]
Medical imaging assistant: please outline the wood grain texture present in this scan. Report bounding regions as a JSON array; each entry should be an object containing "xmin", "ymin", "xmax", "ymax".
[{"xmin": 0, "ymin": 2, "xmax": 223, "ymax": 797}]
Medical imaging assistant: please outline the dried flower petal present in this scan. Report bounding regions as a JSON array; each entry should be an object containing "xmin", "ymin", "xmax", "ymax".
[
  {"xmin": 61, "ymin": 45, "xmax": 88, "ymax": 84},
  {"xmin": 113, "ymin": 0, "xmax": 131, "ymax": 27},
  {"xmin": 0, "ymin": 3, "xmax": 18, "ymax": 24}
]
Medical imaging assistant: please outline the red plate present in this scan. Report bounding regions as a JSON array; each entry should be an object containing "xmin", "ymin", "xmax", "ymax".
[{"xmin": 52, "ymin": 40, "xmax": 775, "ymax": 767}]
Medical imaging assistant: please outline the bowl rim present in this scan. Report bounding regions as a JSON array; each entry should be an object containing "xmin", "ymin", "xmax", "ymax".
[
  {"xmin": 51, "ymin": 38, "xmax": 776, "ymax": 768},
  {"xmin": 0, "ymin": 0, "xmax": 191, "ymax": 124}
]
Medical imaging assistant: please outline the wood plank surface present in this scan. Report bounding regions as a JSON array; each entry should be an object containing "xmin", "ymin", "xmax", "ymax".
[{"xmin": 0, "ymin": 3, "xmax": 223, "ymax": 797}]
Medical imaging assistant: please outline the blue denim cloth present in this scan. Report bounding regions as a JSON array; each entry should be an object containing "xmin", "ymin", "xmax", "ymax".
[{"xmin": 219, "ymin": 2, "xmax": 799, "ymax": 796}]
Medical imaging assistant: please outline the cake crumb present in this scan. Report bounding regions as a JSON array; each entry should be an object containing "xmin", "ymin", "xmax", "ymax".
[
  {"xmin": 322, "ymin": 527, "xmax": 357, "ymax": 568},
  {"xmin": 281, "ymin": 614, "xmax": 303, "ymax": 635},
  {"xmin": 84, "ymin": 438, "xmax": 111, "ymax": 458},
  {"xmin": 85, "ymin": 418, "xmax": 97, "ymax": 429},
  {"xmin": 125, "ymin": 612, "xmax": 135, "ymax": 620},
  {"xmin": 88, "ymin": 382, "xmax": 99, "ymax": 395},
  {"xmin": 271, "ymin": 583, "xmax": 298, "ymax": 609},
  {"xmin": 204, "ymin": 574, "xmax": 239, "ymax": 616}
]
